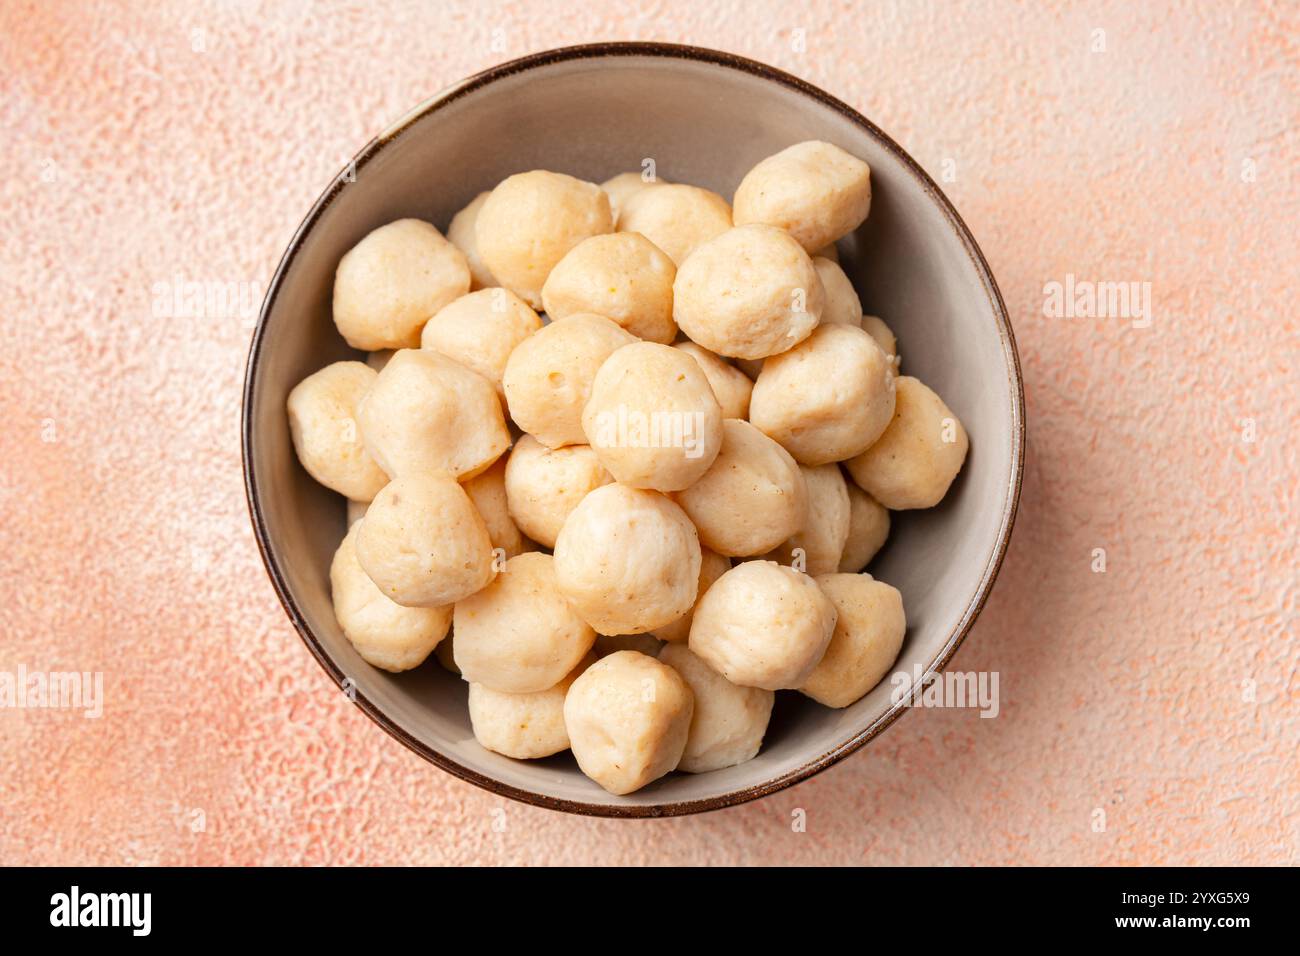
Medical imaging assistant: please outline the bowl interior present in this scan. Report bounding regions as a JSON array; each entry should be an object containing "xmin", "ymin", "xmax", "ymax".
[{"xmin": 245, "ymin": 46, "xmax": 1021, "ymax": 814}]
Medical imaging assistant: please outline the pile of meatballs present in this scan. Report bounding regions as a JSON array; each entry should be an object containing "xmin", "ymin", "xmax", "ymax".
[{"xmin": 286, "ymin": 140, "xmax": 969, "ymax": 795}]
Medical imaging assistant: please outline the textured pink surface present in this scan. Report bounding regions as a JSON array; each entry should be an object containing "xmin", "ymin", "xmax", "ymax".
[{"xmin": 1, "ymin": 1, "xmax": 1296, "ymax": 866}]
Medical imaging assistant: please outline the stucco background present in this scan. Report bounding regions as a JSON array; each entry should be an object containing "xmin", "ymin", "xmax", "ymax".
[{"xmin": 1, "ymin": 0, "xmax": 1296, "ymax": 866}]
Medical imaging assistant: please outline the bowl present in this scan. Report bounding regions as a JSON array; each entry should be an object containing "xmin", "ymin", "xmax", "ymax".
[{"xmin": 242, "ymin": 42, "xmax": 1025, "ymax": 816}]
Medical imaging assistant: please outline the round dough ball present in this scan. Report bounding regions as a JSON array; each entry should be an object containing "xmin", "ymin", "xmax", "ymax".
[
  {"xmin": 840, "ymin": 481, "xmax": 890, "ymax": 572},
  {"xmin": 365, "ymin": 350, "xmax": 394, "ymax": 373},
  {"xmin": 286, "ymin": 361, "xmax": 388, "ymax": 501},
  {"xmin": 689, "ymin": 561, "xmax": 837, "ymax": 690},
  {"xmin": 553, "ymin": 484, "xmax": 701, "ymax": 635},
  {"xmin": 564, "ymin": 650, "xmax": 694, "ymax": 795},
  {"xmin": 462, "ymin": 456, "xmax": 530, "ymax": 559},
  {"xmin": 468, "ymin": 652, "xmax": 596, "ymax": 759},
  {"xmin": 658, "ymin": 643, "xmax": 774, "ymax": 773},
  {"xmin": 332, "ymin": 218, "xmax": 471, "ymax": 350},
  {"xmin": 541, "ymin": 232, "xmax": 677, "ymax": 343},
  {"xmin": 844, "ymin": 376, "xmax": 968, "ymax": 509},
  {"xmin": 447, "ymin": 191, "xmax": 496, "ymax": 290},
  {"xmin": 502, "ymin": 314, "xmax": 636, "ymax": 448},
  {"xmin": 765, "ymin": 463, "xmax": 851, "ymax": 575},
  {"xmin": 357, "ymin": 349, "xmax": 510, "ymax": 481},
  {"xmin": 673, "ymin": 342, "xmax": 753, "ymax": 420},
  {"xmin": 861, "ymin": 313, "xmax": 898, "ymax": 362},
  {"xmin": 581, "ymin": 342, "xmax": 723, "ymax": 492},
  {"xmin": 476, "ymin": 170, "xmax": 613, "ymax": 308},
  {"xmin": 653, "ymin": 547, "xmax": 730, "ymax": 644},
  {"xmin": 617, "ymin": 183, "xmax": 732, "ymax": 266},
  {"xmin": 801, "ymin": 574, "xmax": 905, "ymax": 708},
  {"xmin": 750, "ymin": 323, "xmax": 896, "ymax": 465},
  {"xmin": 672, "ymin": 224, "xmax": 824, "ymax": 360},
  {"xmin": 453, "ymin": 552, "xmax": 596, "ymax": 694},
  {"xmin": 355, "ymin": 473, "xmax": 496, "ymax": 607},
  {"xmin": 503, "ymin": 435, "xmax": 613, "ymax": 549},
  {"xmin": 601, "ymin": 171, "xmax": 669, "ymax": 219},
  {"xmin": 330, "ymin": 522, "xmax": 452, "ymax": 672},
  {"xmin": 595, "ymin": 633, "xmax": 664, "ymax": 657},
  {"xmin": 732, "ymin": 140, "xmax": 872, "ymax": 253},
  {"xmin": 420, "ymin": 288, "xmax": 542, "ymax": 400},
  {"xmin": 674, "ymin": 419, "xmax": 808, "ymax": 557},
  {"xmin": 814, "ymin": 257, "xmax": 863, "ymax": 326}
]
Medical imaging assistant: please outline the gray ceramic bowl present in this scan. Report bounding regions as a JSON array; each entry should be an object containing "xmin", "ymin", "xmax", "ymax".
[{"xmin": 242, "ymin": 43, "xmax": 1024, "ymax": 816}]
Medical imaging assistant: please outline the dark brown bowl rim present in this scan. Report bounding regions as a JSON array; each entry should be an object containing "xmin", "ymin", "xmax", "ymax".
[{"xmin": 241, "ymin": 41, "xmax": 1026, "ymax": 818}]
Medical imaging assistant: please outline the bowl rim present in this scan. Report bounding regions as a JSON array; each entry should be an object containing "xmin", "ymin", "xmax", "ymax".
[{"xmin": 241, "ymin": 41, "xmax": 1026, "ymax": 818}]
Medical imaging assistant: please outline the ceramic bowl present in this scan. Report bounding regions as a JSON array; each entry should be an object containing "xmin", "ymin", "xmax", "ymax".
[{"xmin": 242, "ymin": 42, "xmax": 1024, "ymax": 816}]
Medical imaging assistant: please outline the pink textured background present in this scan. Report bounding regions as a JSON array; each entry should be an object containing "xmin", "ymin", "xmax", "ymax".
[{"xmin": 1, "ymin": 0, "xmax": 1296, "ymax": 866}]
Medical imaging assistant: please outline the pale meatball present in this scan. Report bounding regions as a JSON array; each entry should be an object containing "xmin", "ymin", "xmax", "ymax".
[
  {"xmin": 672, "ymin": 224, "xmax": 824, "ymax": 360},
  {"xmin": 476, "ymin": 170, "xmax": 613, "ymax": 308},
  {"xmin": 286, "ymin": 361, "xmax": 388, "ymax": 501},
  {"xmin": 503, "ymin": 435, "xmax": 613, "ymax": 549},
  {"xmin": 689, "ymin": 561, "xmax": 837, "ymax": 690},
  {"xmin": 652, "ymin": 547, "xmax": 730, "ymax": 644},
  {"xmin": 672, "ymin": 342, "xmax": 753, "ymax": 420},
  {"xmin": 840, "ymin": 481, "xmax": 890, "ymax": 572},
  {"xmin": 814, "ymin": 257, "xmax": 863, "ymax": 326},
  {"xmin": 553, "ymin": 484, "xmax": 702, "ymax": 635},
  {"xmin": 447, "ymin": 191, "xmax": 496, "ymax": 289},
  {"xmin": 861, "ymin": 313, "xmax": 898, "ymax": 362},
  {"xmin": 765, "ymin": 463, "xmax": 851, "ymax": 575},
  {"xmin": 365, "ymin": 350, "xmax": 394, "ymax": 373},
  {"xmin": 501, "ymin": 314, "xmax": 636, "ymax": 448},
  {"xmin": 581, "ymin": 342, "xmax": 723, "ymax": 492},
  {"xmin": 617, "ymin": 183, "xmax": 732, "ymax": 266},
  {"xmin": 564, "ymin": 650, "xmax": 694, "ymax": 795},
  {"xmin": 750, "ymin": 324, "xmax": 896, "ymax": 466},
  {"xmin": 420, "ymin": 289, "xmax": 542, "ymax": 401},
  {"xmin": 595, "ymin": 633, "xmax": 664, "ymax": 657},
  {"xmin": 844, "ymin": 376, "xmax": 969, "ymax": 509},
  {"xmin": 468, "ymin": 652, "xmax": 596, "ymax": 759},
  {"xmin": 453, "ymin": 552, "xmax": 596, "ymax": 694},
  {"xmin": 462, "ymin": 456, "xmax": 530, "ymax": 559},
  {"xmin": 357, "ymin": 349, "xmax": 510, "ymax": 480},
  {"xmin": 801, "ymin": 574, "xmax": 906, "ymax": 708},
  {"xmin": 732, "ymin": 140, "xmax": 872, "ymax": 253},
  {"xmin": 329, "ymin": 522, "xmax": 452, "ymax": 672},
  {"xmin": 541, "ymin": 232, "xmax": 677, "ymax": 343},
  {"xmin": 600, "ymin": 170, "xmax": 669, "ymax": 219},
  {"xmin": 674, "ymin": 419, "xmax": 808, "ymax": 557},
  {"xmin": 355, "ymin": 474, "xmax": 495, "ymax": 607},
  {"xmin": 332, "ymin": 218, "xmax": 470, "ymax": 350},
  {"xmin": 658, "ymin": 643, "xmax": 774, "ymax": 773}
]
